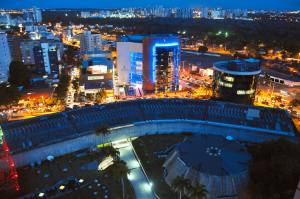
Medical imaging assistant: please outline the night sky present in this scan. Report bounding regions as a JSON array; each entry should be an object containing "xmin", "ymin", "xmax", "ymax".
[{"xmin": 1, "ymin": 0, "xmax": 300, "ymax": 10}]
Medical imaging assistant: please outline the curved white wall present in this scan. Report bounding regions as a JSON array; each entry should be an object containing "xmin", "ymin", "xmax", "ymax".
[{"xmin": 12, "ymin": 120, "xmax": 289, "ymax": 168}]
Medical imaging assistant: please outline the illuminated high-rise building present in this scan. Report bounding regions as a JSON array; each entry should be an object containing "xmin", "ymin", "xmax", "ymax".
[
  {"xmin": 32, "ymin": 7, "xmax": 42, "ymax": 23},
  {"xmin": 80, "ymin": 30, "xmax": 102, "ymax": 54},
  {"xmin": 0, "ymin": 13, "xmax": 11, "ymax": 25},
  {"xmin": 20, "ymin": 39, "xmax": 63, "ymax": 75},
  {"xmin": 7, "ymin": 35, "xmax": 23, "ymax": 62},
  {"xmin": 143, "ymin": 35, "xmax": 180, "ymax": 93},
  {"xmin": 212, "ymin": 58, "xmax": 261, "ymax": 105},
  {"xmin": 117, "ymin": 34, "xmax": 180, "ymax": 95},
  {"xmin": 0, "ymin": 33, "xmax": 11, "ymax": 82}
]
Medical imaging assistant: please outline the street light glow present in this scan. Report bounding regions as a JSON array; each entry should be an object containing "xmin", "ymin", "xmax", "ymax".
[
  {"xmin": 127, "ymin": 172, "xmax": 135, "ymax": 181},
  {"xmin": 143, "ymin": 182, "xmax": 153, "ymax": 192},
  {"xmin": 59, "ymin": 185, "xmax": 65, "ymax": 190},
  {"xmin": 129, "ymin": 159, "xmax": 140, "ymax": 168}
]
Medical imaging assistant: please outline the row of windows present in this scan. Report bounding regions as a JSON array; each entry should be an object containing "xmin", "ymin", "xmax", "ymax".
[
  {"xmin": 270, "ymin": 77, "xmax": 285, "ymax": 84},
  {"xmin": 237, "ymin": 89, "xmax": 255, "ymax": 95},
  {"xmin": 218, "ymin": 80, "xmax": 233, "ymax": 88}
]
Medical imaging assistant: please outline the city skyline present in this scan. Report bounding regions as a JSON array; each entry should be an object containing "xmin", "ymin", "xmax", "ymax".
[
  {"xmin": 0, "ymin": 1, "xmax": 300, "ymax": 198},
  {"xmin": 1, "ymin": 0, "xmax": 300, "ymax": 10}
]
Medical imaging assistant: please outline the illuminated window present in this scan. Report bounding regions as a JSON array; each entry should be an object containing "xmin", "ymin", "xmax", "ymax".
[
  {"xmin": 224, "ymin": 76, "xmax": 234, "ymax": 82},
  {"xmin": 130, "ymin": 52, "xmax": 143, "ymax": 84},
  {"xmin": 219, "ymin": 80, "xmax": 232, "ymax": 88},
  {"xmin": 237, "ymin": 89, "xmax": 255, "ymax": 95},
  {"xmin": 237, "ymin": 90, "xmax": 245, "ymax": 95}
]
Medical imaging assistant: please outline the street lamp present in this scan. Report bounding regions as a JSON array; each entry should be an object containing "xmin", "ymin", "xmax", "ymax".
[{"xmin": 143, "ymin": 182, "xmax": 153, "ymax": 192}]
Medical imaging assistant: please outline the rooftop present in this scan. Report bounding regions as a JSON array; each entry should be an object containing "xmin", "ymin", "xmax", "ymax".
[
  {"xmin": 177, "ymin": 135, "xmax": 251, "ymax": 176},
  {"xmin": 0, "ymin": 99, "xmax": 296, "ymax": 154},
  {"xmin": 82, "ymin": 57, "xmax": 113, "ymax": 69},
  {"xmin": 181, "ymin": 50, "xmax": 232, "ymax": 69},
  {"xmin": 82, "ymin": 50, "xmax": 111, "ymax": 57},
  {"xmin": 262, "ymin": 68, "xmax": 300, "ymax": 82},
  {"xmin": 120, "ymin": 34, "xmax": 178, "ymax": 43},
  {"xmin": 213, "ymin": 58, "xmax": 261, "ymax": 75}
]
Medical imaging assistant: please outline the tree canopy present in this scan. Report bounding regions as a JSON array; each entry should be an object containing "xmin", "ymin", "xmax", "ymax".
[
  {"xmin": 198, "ymin": 46, "xmax": 208, "ymax": 53},
  {"xmin": 56, "ymin": 68, "xmax": 70, "ymax": 100},
  {"xmin": 95, "ymin": 89, "xmax": 107, "ymax": 104},
  {"xmin": 101, "ymin": 145, "xmax": 120, "ymax": 158},
  {"xmin": 0, "ymin": 83, "xmax": 21, "ymax": 106},
  {"xmin": 63, "ymin": 45, "xmax": 81, "ymax": 65},
  {"xmin": 8, "ymin": 61, "xmax": 30, "ymax": 88},
  {"xmin": 43, "ymin": 15, "xmax": 300, "ymax": 55},
  {"xmin": 171, "ymin": 176, "xmax": 191, "ymax": 199},
  {"xmin": 248, "ymin": 139, "xmax": 300, "ymax": 199},
  {"xmin": 189, "ymin": 182, "xmax": 208, "ymax": 199},
  {"xmin": 95, "ymin": 124, "xmax": 110, "ymax": 136},
  {"xmin": 289, "ymin": 99, "xmax": 300, "ymax": 108},
  {"xmin": 109, "ymin": 160, "xmax": 130, "ymax": 182}
]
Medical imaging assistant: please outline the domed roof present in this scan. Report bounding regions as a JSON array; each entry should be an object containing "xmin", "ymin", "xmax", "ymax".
[{"xmin": 176, "ymin": 135, "xmax": 251, "ymax": 176}]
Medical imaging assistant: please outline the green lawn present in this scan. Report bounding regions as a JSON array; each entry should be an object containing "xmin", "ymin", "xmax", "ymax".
[{"xmin": 132, "ymin": 133, "xmax": 192, "ymax": 199}]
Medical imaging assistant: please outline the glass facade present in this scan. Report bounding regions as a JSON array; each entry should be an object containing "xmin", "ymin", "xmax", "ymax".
[
  {"xmin": 213, "ymin": 70, "xmax": 259, "ymax": 104},
  {"xmin": 152, "ymin": 44, "xmax": 180, "ymax": 93},
  {"xmin": 128, "ymin": 52, "xmax": 143, "ymax": 95},
  {"xmin": 129, "ymin": 52, "xmax": 143, "ymax": 85}
]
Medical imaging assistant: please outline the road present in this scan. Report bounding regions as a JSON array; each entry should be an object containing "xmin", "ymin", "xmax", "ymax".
[
  {"xmin": 66, "ymin": 68, "xmax": 77, "ymax": 108},
  {"xmin": 117, "ymin": 142, "xmax": 156, "ymax": 199}
]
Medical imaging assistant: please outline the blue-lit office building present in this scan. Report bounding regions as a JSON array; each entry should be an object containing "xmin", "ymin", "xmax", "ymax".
[
  {"xmin": 143, "ymin": 35, "xmax": 180, "ymax": 93},
  {"xmin": 117, "ymin": 34, "xmax": 180, "ymax": 95}
]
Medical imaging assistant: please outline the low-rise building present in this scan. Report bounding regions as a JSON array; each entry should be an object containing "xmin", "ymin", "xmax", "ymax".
[
  {"xmin": 262, "ymin": 68, "xmax": 300, "ymax": 87},
  {"xmin": 80, "ymin": 52, "xmax": 113, "ymax": 96}
]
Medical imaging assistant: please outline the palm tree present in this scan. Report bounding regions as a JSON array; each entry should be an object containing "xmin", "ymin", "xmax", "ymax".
[
  {"xmin": 189, "ymin": 182, "xmax": 208, "ymax": 199},
  {"xmin": 95, "ymin": 89, "xmax": 107, "ymax": 104},
  {"xmin": 289, "ymin": 99, "xmax": 300, "ymax": 113},
  {"xmin": 171, "ymin": 176, "xmax": 191, "ymax": 199},
  {"xmin": 102, "ymin": 145, "xmax": 120, "ymax": 158},
  {"xmin": 95, "ymin": 124, "xmax": 111, "ymax": 144},
  {"xmin": 110, "ymin": 160, "xmax": 130, "ymax": 199},
  {"xmin": 95, "ymin": 124, "xmax": 110, "ymax": 135}
]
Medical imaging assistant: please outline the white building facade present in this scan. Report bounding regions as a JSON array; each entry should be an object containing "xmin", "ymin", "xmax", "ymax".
[
  {"xmin": 116, "ymin": 41, "xmax": 143, "ymax": 86},
  {"xmin": 80, "ymin": 31, "xmax": 102, "ymax": 53}
]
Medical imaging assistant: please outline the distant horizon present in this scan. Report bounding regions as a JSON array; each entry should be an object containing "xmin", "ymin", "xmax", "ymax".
[
  {"xmin": 4, "ymin": 7, "xmax": 300, "ymax": 12},
  {"xmin": 1, "ymin": 0, "xmax": 300, "ymax": 11}
]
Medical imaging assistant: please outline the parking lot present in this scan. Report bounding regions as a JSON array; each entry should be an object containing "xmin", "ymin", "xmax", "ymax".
[{"xmin": 17, "ymin": 148, "xmax": 134, "ymax": 199}]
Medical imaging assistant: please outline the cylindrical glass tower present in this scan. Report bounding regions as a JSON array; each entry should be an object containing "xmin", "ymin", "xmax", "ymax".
[{"xmin": 212, "ymin": 59, "xmax": 261, "ymax": 105}]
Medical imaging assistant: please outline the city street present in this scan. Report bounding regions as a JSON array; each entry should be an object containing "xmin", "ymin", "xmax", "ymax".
[{"xmin": 117, "ymin": 142, "xmax": 156, "ymax": 199}]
